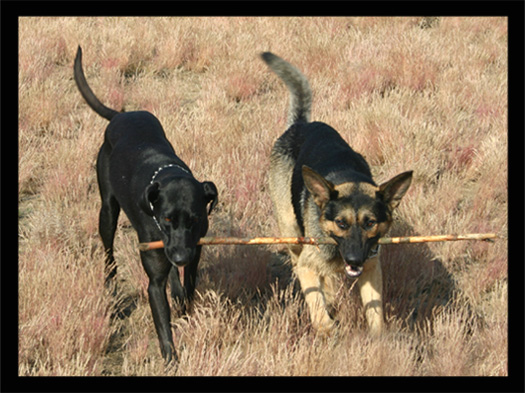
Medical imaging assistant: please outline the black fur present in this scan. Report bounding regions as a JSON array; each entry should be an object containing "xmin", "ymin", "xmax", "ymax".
[
  {"xmin": 74, "ymin": 46, "xmax": 218, "ymax": 363},
  {"xmin": 273, "ymin": 122, "xmax": 375, "ymax": 233}
]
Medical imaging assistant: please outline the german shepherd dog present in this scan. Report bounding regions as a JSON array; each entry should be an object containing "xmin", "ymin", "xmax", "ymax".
[{"xmin": 261, "ymin": 52, "xmax": 412, "ymax": 334}]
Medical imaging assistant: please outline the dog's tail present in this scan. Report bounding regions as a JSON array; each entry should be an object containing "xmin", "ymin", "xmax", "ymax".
[
  {"xmin": 261, "ymin": 52, "xmax": 311, "ymax": 127},
  {"xmin": 74, "ymin": 46, "xmax": 120, "ymax": 121}
]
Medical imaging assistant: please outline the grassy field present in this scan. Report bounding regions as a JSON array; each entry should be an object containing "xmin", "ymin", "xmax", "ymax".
[{"xmin": 18, "ymin": 17, "xmax": 508, "ymax": 376}]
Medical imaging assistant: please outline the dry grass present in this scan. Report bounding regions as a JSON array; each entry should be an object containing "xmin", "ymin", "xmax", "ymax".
[{"xmin": 18, "ymin": 17, "xmax": 508, "ymax": 376}]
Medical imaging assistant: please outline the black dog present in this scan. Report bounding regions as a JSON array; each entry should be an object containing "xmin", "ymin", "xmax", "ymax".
[{"xmin": 74, "ymin": 46, "xmax": 218, "ymax": 362}]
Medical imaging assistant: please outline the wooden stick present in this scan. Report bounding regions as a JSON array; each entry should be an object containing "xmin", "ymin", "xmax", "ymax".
[{"xmin": 138, "ymin": 233, "xmax": 497, "ymax": 251}]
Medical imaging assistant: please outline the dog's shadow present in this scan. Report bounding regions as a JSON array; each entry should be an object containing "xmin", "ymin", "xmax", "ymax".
[
  {"xmin": 233, "ymin": 219, "xmax": 468, "ymax": 333},
  {"xmin": 380, "ymin": 219, "xmax": 460, "ymax": 330},
  {"xmin": 196, "ymin": 215, "xmax": 475, "ymax": 336}
]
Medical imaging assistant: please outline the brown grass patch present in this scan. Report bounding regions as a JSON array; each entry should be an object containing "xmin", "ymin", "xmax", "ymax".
[{"xmin": 19, "ymin": 17, "xmax": 507, "ymax": 376}]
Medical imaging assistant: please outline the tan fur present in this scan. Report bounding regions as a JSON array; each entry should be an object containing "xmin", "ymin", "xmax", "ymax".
[
  {"xmin": 269, "ymin": 151, "xmax": 303, "ymax": 262},
  {"xmin": 268, "ymin": 151, "xmax": 408, "ymax": 334},
  {"xmin": 334, "ymin": 181, "xmax": 378, "ymax": 197},
  {"xmin": 269, "ymin": 157, "xmax": 390, "ymax": 334},
  {"xmin": 357, "ymin": 256, "xmax": 384, "ymax": 334},
  {"xmin": 296, "ymin": 263, "xmax": 335, "ymax": 333}
]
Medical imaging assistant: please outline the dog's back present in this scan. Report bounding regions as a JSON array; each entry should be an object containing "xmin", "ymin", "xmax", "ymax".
[{"xmin": 262, "ymin": 52, "xmax": 375, "ymax": 235}]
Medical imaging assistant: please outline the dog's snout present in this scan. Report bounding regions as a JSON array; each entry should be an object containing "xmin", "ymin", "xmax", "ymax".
[
  {"xmin": 343, "ymin": 253, "xmax": 364, "ymax": 267},
  {"xmin": 172, "ymin": 251, "xmax": 188, "ymax": 265},
  {"xmin": 342, "ymin": 253, "xmax": 365, "ymax": 278},
  {"xmin": 166, "ymin": 248, "xmax": 194, "ymax": 267},
  {"xmin": 338, "ymin": 237, "xmax": 366, "ymax": 267}
]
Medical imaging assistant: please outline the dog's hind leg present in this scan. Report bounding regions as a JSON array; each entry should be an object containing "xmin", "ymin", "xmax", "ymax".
[
  {"xmin": 97, "ymin": 143, "xmax": 120, "ymax": 284},
  {"xmin": 269, "ymin": 153, "xmax": 303, "ymax": 262},
  {"xmin": 99, "ymin": 195, "xmax": 120, "ymax": 284},
  {"xmin": 357, "ymin": 256, "xmax": 384, "ymax": 334}
]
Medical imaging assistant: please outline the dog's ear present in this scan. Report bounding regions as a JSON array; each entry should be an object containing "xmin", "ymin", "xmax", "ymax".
[
  {"xmin": 140, "ymin": 182, "xmax": 160, "ymax": 216},
  {"xmin": 378, "ymin": 171, "xmax": 413, "ymax": 210},
  {"xmin": 302, "ymin": 166, "xmax": 336, "ymax": 208},
  {"xmin": 202, "ymin": 181, "xmax": 218, "ymax": 215}
]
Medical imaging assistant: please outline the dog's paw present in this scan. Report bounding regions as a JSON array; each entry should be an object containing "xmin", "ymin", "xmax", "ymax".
[
  {"xmin": 312, "ymin": 314, "xmax": 336, "ymax": 335},
  {"xmin": 368, "ymin": 320, "xmax": 384, "ymax": 337}
]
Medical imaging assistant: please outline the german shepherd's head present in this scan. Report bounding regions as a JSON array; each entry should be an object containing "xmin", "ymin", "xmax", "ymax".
[{"xmin": 302, "ymin": 166, "xmax": 412, "ymax": 278}]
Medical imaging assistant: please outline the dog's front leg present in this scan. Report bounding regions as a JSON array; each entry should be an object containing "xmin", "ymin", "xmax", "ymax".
[
  {"xmin": 321, "ymin": 274, "xmax": 339, "ymax": 318},
  {"xmin": 182, "ymin": 246, "xmax": 201, "ymax": 303},
  {"xmin": 168, "ymin": 246, "xmax": 201, "ymax": 315},
  {"xmin": 168, "ymin": 267, "xmax": 187, "ymax": 314},
  {"xmin": 295, "ymin": 249, "xmax": 335, "ymax": 334},
  {"xmin": 357, "ymin": 256, "xmax": 384, "ymax": 335},
  {"xmin": 141, "ymin": 252, "xmax": 176, "ymax": 362},
  {"xmin": 148, "ymin": 279, "xmax": 175, "ymax": 361}
]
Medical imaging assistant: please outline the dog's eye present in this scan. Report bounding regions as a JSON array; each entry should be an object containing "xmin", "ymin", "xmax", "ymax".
[
  {"xmin": 335, "ymin": 218, "xmax": 348, "ymax": 230},
  {"xmin": 188, "ymin": 216, "xmax": 200, "ymax": 227},
  {"xmin": 364, "ymin": 219, "xmax": 377, "ymax": 229}
]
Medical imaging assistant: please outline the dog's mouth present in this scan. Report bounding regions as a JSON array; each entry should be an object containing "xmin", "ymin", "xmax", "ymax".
[
  {"xmin": 344, "ymin": 264, "xmax": 363, "ymax": 278},
  {"xmin": 177, "ymin": 266, "xmax": 185, "ymax": 287},
  {"xmin": 342, "ymin": 245, "xmax": 380, "ymax": 279}
]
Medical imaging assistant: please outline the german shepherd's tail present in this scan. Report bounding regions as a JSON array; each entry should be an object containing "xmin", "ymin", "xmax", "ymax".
[
  {"xmin": 74, "ymin": 46, "xmax": 120, "ymax": 121},
  {"xmin": 261, "ymin": 52, "xmax": 312, "ymax": 127}
]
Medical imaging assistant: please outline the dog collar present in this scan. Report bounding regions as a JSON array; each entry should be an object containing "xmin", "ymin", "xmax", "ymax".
[
  {"xmin": 149, "ymin": 164, "xmax": 191, "ymax": 234},
  {"xmin": 150, "ymin": 164, "xmax": 190, "ymax": 184}
]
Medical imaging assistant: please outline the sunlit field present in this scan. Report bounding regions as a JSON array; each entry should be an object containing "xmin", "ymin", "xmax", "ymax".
[{"xmin": 18, "ymin": 17, "xmax": 507, "ymax": 376}]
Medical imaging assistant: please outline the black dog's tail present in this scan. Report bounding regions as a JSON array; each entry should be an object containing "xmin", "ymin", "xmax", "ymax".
[
  {"xmin": 261, "ymin": 52, "xmax": 312, "ymax": 127},
  {"xmin": 74, "ymin": 46, "xmax": 120, "ymax": 121}
]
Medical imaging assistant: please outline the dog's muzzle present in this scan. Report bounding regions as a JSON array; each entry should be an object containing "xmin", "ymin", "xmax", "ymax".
[
  {"xmin": 343, "ymin": 244, "xmax": 380, "ymax": 279},
  {"xmin": 165, "ymin": 247, "xmax": 195, "ymax": 267}
]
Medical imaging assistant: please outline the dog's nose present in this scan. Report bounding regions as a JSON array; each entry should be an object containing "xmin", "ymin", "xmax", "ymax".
[
  {"xmin": 167, "ymin": 248, "xmax": 194, "ymax": 267},
  {"xmin": 343, "ymin": 254, "xmax": 364, "ymax": 267}
]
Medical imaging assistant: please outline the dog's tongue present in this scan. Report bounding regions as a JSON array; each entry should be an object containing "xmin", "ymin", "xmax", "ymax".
[
  {"xmin": 345, "ymin": 265, "xmax": 363, "ymax": 278},
  {"xmin": 178, "ymin": 267, "xmax": 185, "ymax": 287}
]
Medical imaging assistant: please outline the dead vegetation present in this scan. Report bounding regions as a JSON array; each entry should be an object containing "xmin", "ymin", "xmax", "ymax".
[{"xmin": 18, "ymin": 17, "xmax": 507, "ymax": 376}]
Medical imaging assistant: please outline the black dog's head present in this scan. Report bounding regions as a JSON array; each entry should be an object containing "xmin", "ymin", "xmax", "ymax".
[
  {"xmin": 141, "ymin": 177, "xmax": 218, "ymax": 267},
  {"xmin": 302, "ymin": 166, "xmax": 412, "ymax": 278}
]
